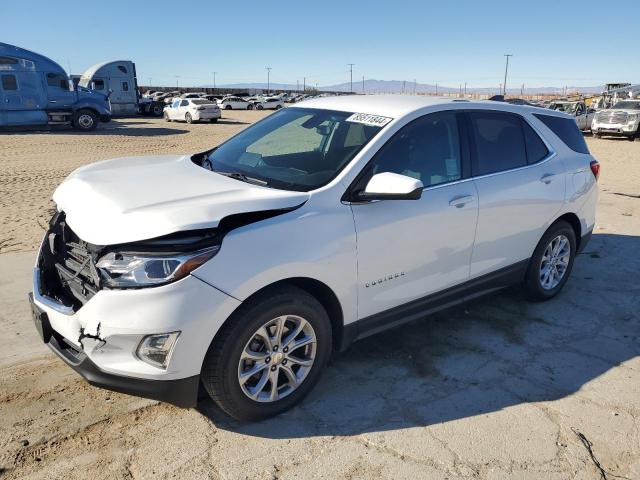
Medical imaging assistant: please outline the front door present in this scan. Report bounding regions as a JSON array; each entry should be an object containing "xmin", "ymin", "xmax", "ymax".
[
  {"xmin": 350, "ymin": 111, "xmax": 478, "ymax": 319},
  {"xmin": 45, "ymin": 71, "xmax": 75, "ymax": 109}
]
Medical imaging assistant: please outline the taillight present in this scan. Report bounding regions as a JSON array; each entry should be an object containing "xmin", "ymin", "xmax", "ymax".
[{"xmin": 590, "ymin": 160, "xmax": 600, "ymax": 180}]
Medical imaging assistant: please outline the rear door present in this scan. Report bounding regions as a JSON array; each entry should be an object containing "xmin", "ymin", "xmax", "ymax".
[{"xmin": 467, "ymin": 110, "xmax": 565, "ymax": 278}]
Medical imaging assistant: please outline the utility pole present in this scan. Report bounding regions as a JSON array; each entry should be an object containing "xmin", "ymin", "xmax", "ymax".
[
  {"xmin": 212, "ymin": 72, "xmax": 217, "ymax": 89},
  {"xmin": 521, "ymin": 83, "xmax": 524, "ymax": 96},
  {"xmin": 435, "ymin": 83, "xmax": 438, "ymax": 95},
  {"xmin": 175, "ymin": 76, "xmax": 180, "ymax": 88},
  {"xmin": 464, "ymin": 82, "xmax": 467, "ymax": 96},
  {"xmin": 503, "ymin": 54, "xmax": 513, "ymax": 96},
  {"xmin": 402, "ymin": 80, "xmax": 406, "ymax": 93},
  {"xmin": 413, "ymin": 79, "xmax": 416, "ymax": 94},
  {"xmin": 459, "ymin": 84, "xmax": 462, "ymax": 97},
  {"xmin": 347, "ymin": 63, "xmax": 355, "ymax": 93},
  {"xmin": 148, "ymin": 77, "xmax": 152, "ymax": 87},
  {"xmin": 297, "ymin": 80, "xmax": 299, "ymax": 92},
  {"xmin": 303, "ymin": 77, "xmax": 306, "ymax": 92},
  {"xmin": 265, "ymin": 67, "xmax": 272, "ymax": 94}
]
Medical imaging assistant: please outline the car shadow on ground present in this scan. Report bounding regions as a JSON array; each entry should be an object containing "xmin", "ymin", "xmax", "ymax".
[{"xmin": 196, "ymin": 232, "xmax": 640, "ymax": 437}]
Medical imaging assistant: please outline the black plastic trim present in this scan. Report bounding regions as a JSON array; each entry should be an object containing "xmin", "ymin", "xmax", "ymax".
[
  {"xmin": 340, "ymin": 259, "xmax": 528, "ymax": 350},
  {"xmin": 29, "ymin": 294, "xmax": 199, "ymax": 408},
  {"xmin": 578, "ymin": 228, "xmax": 593, "ymax": 253}
]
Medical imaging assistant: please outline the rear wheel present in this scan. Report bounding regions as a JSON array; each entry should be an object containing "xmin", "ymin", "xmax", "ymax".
[
  {"xmin": 185, "ymin": 112, "xmax": 193, "ymax": 124},
  {"xmin": 275, "ymin": 104, "xmax": 283, "ymax": 110},
  {"xmin": 163, "ymin": 111, "xmax": 171, "ymax": 122},
  {"xmin": 73, "ymin": 109, "xmax": 98, "ymax": 131},
  {"xmin": 201, "ymin": 286, "xmax": 332, "ymax": 421},
  {"xmin": 523, "ymin": 220, "xmax": 576, "ymax": 301},
  {"xmin": 256, "ymin": 104, "xmax": 264, "ymax": 110},
  {"xmin": 247, "ymin": 103, "xmax": 254, "ymax": 110},
  {"xmin": 152, "ymin": 103, "xmax": 164, "ymax": 116},
  {"xmin": 225, "ymin": 105, "xmax": 232, "ymax": 110}
]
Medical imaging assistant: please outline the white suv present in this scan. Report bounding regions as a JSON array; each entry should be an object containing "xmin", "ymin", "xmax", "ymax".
[{"xmin": 30, "ymin": 96, "xmax": 599, "ymax": 421}]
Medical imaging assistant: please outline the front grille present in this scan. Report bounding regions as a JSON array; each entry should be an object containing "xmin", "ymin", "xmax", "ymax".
[
  {"xmin": 38, "ymin": 213, "xmax": 101, "ymax": 311},
  {"xmin": 596, "ymin": 110, "xmax": 628, "ymax": 124}
]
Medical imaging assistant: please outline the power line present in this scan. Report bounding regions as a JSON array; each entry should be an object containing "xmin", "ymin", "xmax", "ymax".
[
  {"xmin": 347, "ymin": 63, "xmax": 355, "ymax": 93},
  {"xmin": 503, "ymin": 54, "xmax": 513, "ymax": 96}
]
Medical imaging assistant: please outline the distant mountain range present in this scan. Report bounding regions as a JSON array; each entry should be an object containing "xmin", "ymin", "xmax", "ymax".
[{"xmin": 208, "ymin": 79, "xmax": 604, "ymax": 95}]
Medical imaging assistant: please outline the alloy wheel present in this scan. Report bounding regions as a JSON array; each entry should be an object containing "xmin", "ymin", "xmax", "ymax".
[
  {"xmin": 237, "ymin": 315, "xmax": 316, "ymax": 403},
  {"xmin": 539, "ymin": 234, "xmax": 571, "ymax": 290}
]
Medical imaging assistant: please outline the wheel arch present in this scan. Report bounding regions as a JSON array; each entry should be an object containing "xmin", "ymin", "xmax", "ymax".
[
  {"xmin": 228, "ymin": 277, "xmax": 346, "ymax": 353},
  {"xmin": 553, "ymin": 212, "xmax": 582, "ymax": 249}
]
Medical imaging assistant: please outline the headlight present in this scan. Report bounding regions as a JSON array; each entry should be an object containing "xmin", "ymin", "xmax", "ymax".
[
  {"xmin": 628, "ymin": 114, "xmax": 639, "ymax": 123},
  {"xmin": 96, "ymin": 246, "xmax": 219, "ymax": 288}
]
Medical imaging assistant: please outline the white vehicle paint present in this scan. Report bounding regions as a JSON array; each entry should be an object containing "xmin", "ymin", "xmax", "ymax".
[
  {"xmin": 218, "ymin": 96, "xmax": 252, "ymax": 110},
  {"xmin": 163, "ymin": 98, "xmax": 221, "ymax": 123},
  {"xmin": 252, "ymin": 97, "xmax": 284, "ymax": 110},
  {"xmin": 591, "ymin": 100, "xmax": 640, "ymax": 140},
  {"xmin": 31, "ymin": 95, "xmax": 599, "ymax": 420}
]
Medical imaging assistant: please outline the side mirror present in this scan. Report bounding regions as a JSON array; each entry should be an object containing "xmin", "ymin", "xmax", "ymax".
[{"xmin": 359, "ymin": 172, "xmax": 423, "ymax": 201}]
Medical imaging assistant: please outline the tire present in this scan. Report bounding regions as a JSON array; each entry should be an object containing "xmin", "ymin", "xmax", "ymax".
[
  {"xmin": 225, "ymin": 105, "xmax": 232, "ymax": 110},
  {"xmin": 523, "ymin": 220, "xmax": 576, "ymax": 301},
  {"xmin": 201, "ymin": 286, "xmax": 332, "ymax": 422},
  {"xmin": 164, "ymin": 112, "xmax": 171, "ymax": 122},
  {"xmin": 152, "ymin": 104, "xmax": 164, "ymax": 116},
  {"xmin": 275, "ymin": 104, "xmax": 283, "ymax": 110},
  {"xmin": 209, "ymin": 118, "xmax": 218, "ymax": 123},
  {"xmin": 247, "ymin": 103, "xmax": 254, "ymax": 110},
  {"xmin": 185, "ymin": 113, "xmax": 193, "ymax": 124},
  {"xmin": 592, "ymin": 133, "xmax": 600, "ymax": 139},
  {"xmin": 73, "ymin": 109, "xmax": 98, "ymax": 131},
  {"xmin": 627, "ymin": 134, "xmax": 635, "ymax": 142},
  {"xmin": 256, "ymin": 104, "xmax": 264, "ymax": 110}
]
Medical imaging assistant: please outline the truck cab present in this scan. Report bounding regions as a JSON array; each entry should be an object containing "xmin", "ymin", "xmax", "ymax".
[
  {"xmin": 0, "ymin": 42, "xmax": 111, "ymax": 131},
  {"xmin": 78, "ymin": 61, "xmax": 139, "ymax": 116}
]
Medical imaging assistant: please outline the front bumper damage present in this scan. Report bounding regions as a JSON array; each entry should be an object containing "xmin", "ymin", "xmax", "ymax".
[
  {"xmin": 29, "ymin": 293, "xmax": 199, "ymax": 407},
  {"xmin": 29, "ymin": 215, "xmax": 241, "ymax": 407}
]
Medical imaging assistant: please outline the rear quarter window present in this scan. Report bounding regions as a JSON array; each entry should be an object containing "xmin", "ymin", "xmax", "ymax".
[{"xmin": 533, "ymin": 114, "xmax": 589, "ymax": 154}]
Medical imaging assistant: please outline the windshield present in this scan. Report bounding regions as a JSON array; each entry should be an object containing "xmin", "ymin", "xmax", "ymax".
[
  {"xmin": 613, "ymin": 101, "xmax": 640, "ymax": 110},
  {"xmin": 204, "ymin": 108, "xmax": 385, "ymax": 191}
]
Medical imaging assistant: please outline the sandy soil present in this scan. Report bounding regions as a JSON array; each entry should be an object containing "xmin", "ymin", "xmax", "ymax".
[{"xmin": 0, "ymin": 117, "xmax": 639, "ymax": 479}]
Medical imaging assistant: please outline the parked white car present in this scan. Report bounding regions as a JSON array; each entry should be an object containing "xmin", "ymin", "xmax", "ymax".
[
  {"xmin": 252, "ymin": 97, "xmax": 284, "ymax": 110},
  {"xmin": 31, "ymin": 96, "xmax": 598, "ymax": 421},
  {"xmin": 218, "ymin": 96, "xmax": 253, "ymax": 110},
  {"xmin": 163, "ymin": 98, "xmax": 221, "ymax": 123},
  {"xmin": 591, "ymin": 100, "xmax": 640, "ymax": 140},
  {"xmin": 549, "ymin": 101, "xmax": 596, "ymax": 131}
]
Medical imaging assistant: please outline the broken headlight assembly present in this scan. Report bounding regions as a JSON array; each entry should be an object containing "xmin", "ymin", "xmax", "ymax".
[{"xmin": 96, "ymin": 246, "xmax": 220, "ymax": 288}]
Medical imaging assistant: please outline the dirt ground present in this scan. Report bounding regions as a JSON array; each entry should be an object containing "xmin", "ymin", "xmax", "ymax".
[{"xmin": 0, "ymin": 115, "xmax": 638, "ymax": 480}]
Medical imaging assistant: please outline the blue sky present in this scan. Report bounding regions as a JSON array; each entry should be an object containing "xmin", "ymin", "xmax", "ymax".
[{"xmin": 3, "ymin": 0, "xmax": 636, "ymax": 88}]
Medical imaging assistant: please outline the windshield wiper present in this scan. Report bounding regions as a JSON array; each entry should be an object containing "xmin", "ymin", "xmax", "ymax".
[{"xmin": 216, "ymin": 171, "xmax": 269, "ymax": 186}]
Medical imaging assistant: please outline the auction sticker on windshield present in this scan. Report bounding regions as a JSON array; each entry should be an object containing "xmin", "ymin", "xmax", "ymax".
[{"xmin": 345, "ymin": 113, "xmax": 392, "ymax": 127}]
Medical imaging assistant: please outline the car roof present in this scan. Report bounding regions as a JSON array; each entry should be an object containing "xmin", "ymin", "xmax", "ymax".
[{"xmin": 295, "ymin": 94, "xmax": 571, "ymax": 119}]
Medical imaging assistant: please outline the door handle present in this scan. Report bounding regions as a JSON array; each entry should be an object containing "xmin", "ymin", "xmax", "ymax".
[
  {"xmin": 449, "ymin": 195, "xmax": 474, "ymax": 208},
  {"xmin": 49, "ymin": 100, "xmax": 57, "ymax": 103},
  {"xmin": 540, "ymin": 173, "xmax": 556, "ymax": 184}
]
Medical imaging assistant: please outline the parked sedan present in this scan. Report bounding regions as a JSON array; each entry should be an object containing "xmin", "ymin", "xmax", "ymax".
[
  {"xmin": 164, "ymin": 98, "xmax": 221, "ymax": 123},
  {"xmin": 218, "ymin": 96, "xmax": 253, "ymax": 110},
  {"xmin": 252, "ymin": 97, "xmax": 284, "ymax": 110}
]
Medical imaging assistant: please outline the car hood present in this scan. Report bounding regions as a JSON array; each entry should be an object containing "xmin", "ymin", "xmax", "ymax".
[{"xmin": 53, "ymin": 155, "xmax": 309, "ymax": 245}]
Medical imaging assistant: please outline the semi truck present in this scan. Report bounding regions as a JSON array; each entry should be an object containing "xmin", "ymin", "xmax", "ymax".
[{"xmin": 0, "ymin": 42, "xmax": 111, "ymax": 131}]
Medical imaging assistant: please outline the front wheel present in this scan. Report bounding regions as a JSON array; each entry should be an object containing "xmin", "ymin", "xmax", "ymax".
[
  {"xmin": 523, "ymin": 220, "xmax": 576, "ymax": 301},
  {"xmin": 185, "ymin": 112, "xmax": 193, "ymax": 124},
  {"xmin": 164, "ymin": 111, "xmax": 171, "ymax": 122},
  {"xmin": 201, "ymin": 286, "xmax": 332, "ymax": 421},
  {"xmin": 275, "ymin": 104, "xmax": 283, "ymax": 110},
  {"xmin": 73, "ymin": 109, "xmax": 98, "ymax": 131},
  {"xmin": 246, "ymin": 103, "xmax": 254, "ymax": 110},
  {"xmin": 256, "ymin": 104, "xmax": 264, "ymax": 110}
]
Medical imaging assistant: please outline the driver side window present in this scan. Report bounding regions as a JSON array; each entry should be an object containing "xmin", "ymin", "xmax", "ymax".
[{"xmin": 369, "ymin": 111, "xmax": 462, "ymax": 188}]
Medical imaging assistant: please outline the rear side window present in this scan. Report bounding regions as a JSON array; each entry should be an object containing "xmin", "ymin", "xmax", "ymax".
[
  {"xmin": 1, "ymin": 74, "xmax": 18, "ymax": 90},
  {"xmin": 533, "ymin": 114, "xmax": 589, "ymax": 154},
  {"xmin": 522, "ymin": 120, "xmax": 549, "ymax": 164},
  {"xmin": 46, "ymin": 72, "xmax": 68, "ymax": 89},
  {"xmin": 122, "ymin": 81, "xmax": 129, "ymax": 91},
  {"xmin": 468, "ymin": 111, "xmax": 527, "ymax": 176}
]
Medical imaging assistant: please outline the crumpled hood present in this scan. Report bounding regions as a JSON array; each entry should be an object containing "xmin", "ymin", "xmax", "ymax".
[{"xmin": 53, "ymin": 155, "xmax": 309, "ymax": 245}]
